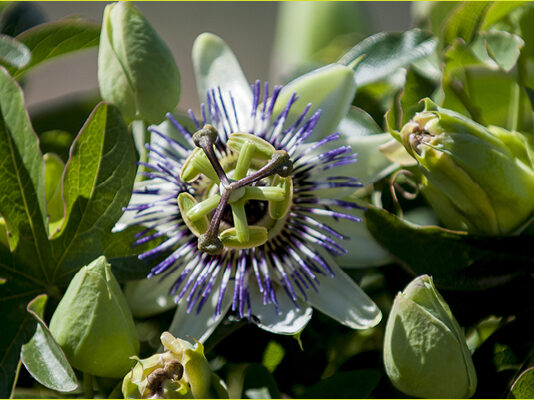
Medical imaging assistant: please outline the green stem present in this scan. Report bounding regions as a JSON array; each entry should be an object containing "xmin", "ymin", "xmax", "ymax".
[{"xmin": 509, "ymin": 83, "xmax": 521, "ymax": 132}]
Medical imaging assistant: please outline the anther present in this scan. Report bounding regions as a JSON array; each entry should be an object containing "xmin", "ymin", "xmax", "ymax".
[
  {"xmin": 230, "ymin": 150, "xmax": 293, "ymax": 190},
  {"xmin": 193, "ymin": 124, "xmax": 230, "ymax": 186},
  {"xmin": 192, "ymin": 124, "xmax": 218, "ymax": 148},
  {"xmin": 197, "ymin": 189, "xmax": 231, "ymax": 255}
]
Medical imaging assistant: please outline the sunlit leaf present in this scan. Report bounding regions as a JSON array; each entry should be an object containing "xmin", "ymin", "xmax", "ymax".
[
  {"xmin": 20, "ymin": 295, "xmax": 78, "ymax": 393},
  {"xmin": 11, "ymin": 18, "xmax": 100, "ymax": 78}
]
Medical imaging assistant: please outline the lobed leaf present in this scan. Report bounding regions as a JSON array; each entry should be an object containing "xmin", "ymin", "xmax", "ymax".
[{"xmin": 51, "ymin": 102, "xmax": 137, "ymax": 282}]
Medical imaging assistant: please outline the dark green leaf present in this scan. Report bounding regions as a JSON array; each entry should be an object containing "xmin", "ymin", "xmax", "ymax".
[
  {"xmin": 365, "ymin": 206, "xmax": 534, "ymax": 290},
  {"xmin": 0, "ymin": 249, "xmax": 41, "ymax": 398},
  {"xmin": 50, "ymin": 102, "xmax": 137, "ymax": 283},
  {"xmin": 298, "ymin": 369, "xmax": 381, "ymax": 398},
  {"xmin": 525, "ymin": 86, "xmax": 534, "ymax": 111},
  {"xmin": 11, "ymin": 18, "xmax": 100, "ymax": 78},
  {"xmin": 242, "ymin": 364, "xmax": 280, "ymax": 399},
  {"xmin": 338, "ymin": 29, "xmax": 437, "ymax": 87},
  {"xmin": 0, "ymin": 2, "xmax": 46, "ymax": 37},
  {"xmin": 20, "ymin": 295, "xmax": 78, "ymax": 393},
  {"xmin": 443, "ymin": 2, "xmax": 491, "ymax": 46},
  {"xmin": 510, "ymin": 367, "xmax": 534, "ymax": 398},
  {"xmin": 0, "ymin": 34, "xmax": 30, "ymax": 68}
]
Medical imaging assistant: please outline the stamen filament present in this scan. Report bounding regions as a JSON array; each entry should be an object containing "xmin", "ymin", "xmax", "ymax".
[
  {"xmin": 233, "ymin": 140, "xmax": 255, "ymax": 180},
  {"xmin": 231, "ymin": 200, "xmax": 249, "ymax": 242}
]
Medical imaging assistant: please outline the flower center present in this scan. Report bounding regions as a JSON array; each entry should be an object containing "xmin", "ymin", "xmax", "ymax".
[{"xmin": 178, "ymin": 125, "xmax": 293, "ymax": 255}]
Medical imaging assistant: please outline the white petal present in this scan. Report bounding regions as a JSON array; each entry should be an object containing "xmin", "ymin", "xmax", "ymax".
[
  {"xmin": 113, "ymin": 179, "xmax": 178, "ymax": 233},
  {"xmin": 248, "ymin": 278, "xmax": 312, "ymax": 335},
  {"xmin": 312, "ymin": 204, "xmax": 392, "ymax": 268},
  {"xmin": 337, "ymin": 132, "xmax": 399, "ymax": 186},
  {"xmin": 306, "ymin": 257, "xmax": 382, "ymax": 329},
  {"xmin": 192, "ymin": 33, "xmax": 252, "ymax": 129},
  {"xmin": 168, "ymin": 274, "xmax": 232, "ymax": 344},
  {"xmin": 274, "ymin": 63, "xmax": 356, "ymax": 142},
  {"xmin": 124, "ymin": 276, "xmax": 177, "ymax": 318}
]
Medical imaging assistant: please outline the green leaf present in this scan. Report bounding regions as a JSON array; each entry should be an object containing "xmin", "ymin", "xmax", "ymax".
[
  {"xmin": 0, "ymin": 66, "xmax": 49, "ymax": 275},
  {"xmin": 0, "ymin": 249, "xmax": 42, "ymax": 398},
  {"xmin": 0, "ymin": 34, "xmax": 30, "ymax": 68},
  {"xmin": 0, "ymin": 95, "xmax": 137, "ymax": 396},
  {"xmin": 443, "ymin": 2, "xmax": 491, "ymax": 46},
  {"xmin": 365, "ymin": 206, "xmax": 534, "ymax": 290},
  {"xmin": 510, "ymin": 367, "xmax": 534, "ymax": 398},
  {"xmin": 298, "ymin": 369, "xmax": 381, "ymax": 398},
  {"xmin": 20, "ymin": 295, "xmax": 78, "ymax": 392},
  {"xmin": 472, "ymin": 31, "xmax": 524, "ymax": 72},
  {"xmin": 481, "ymin": 1, "xmax": 528, "ymax": 30},
  {"xmin": 261, "ymin": 341, "xmax": 285, "ymax": 374},
  {"xmin": 10, "ymin": 18, "xmax": 100, "ymax": 79},
  {"xmin": 51, "ymin": 102, "xmax": 137, "ymax": 282},
  {"xmin": 339, "ymin": 29, "xmax": 437, "ymax": 87}
]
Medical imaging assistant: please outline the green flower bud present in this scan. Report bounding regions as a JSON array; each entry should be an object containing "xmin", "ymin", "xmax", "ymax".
[
  {"xmin": 49, "ymin": 256, "xmax": 139, "ymax": 378},
  {"xmin": 98, "ymin": 2, "xmax": 180, "ymax": 124},
  {"xmin": 392, "ymin": 98, "xmax": 534, "ymax": 235},
  {"xmin": 384, "ymin": 275, "xmax": 477, "ymax": 398},
  {"xmin": 122, "ymin": 332, "xmax": 228, "ymax": 399}
]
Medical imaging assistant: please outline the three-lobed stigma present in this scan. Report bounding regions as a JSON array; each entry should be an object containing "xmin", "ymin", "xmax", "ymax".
[{"xmin": 178, "ymin": 125, "xmax": 293, "ymax": 255}]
